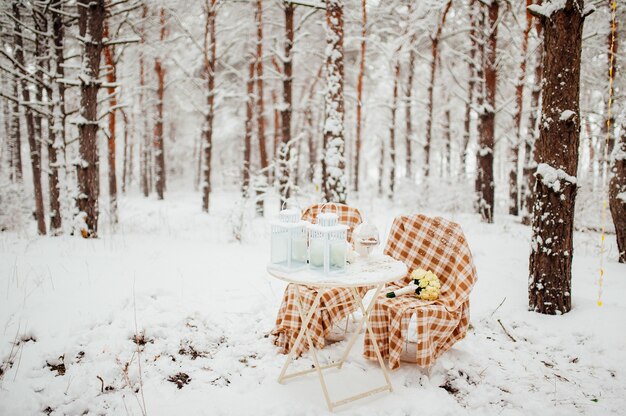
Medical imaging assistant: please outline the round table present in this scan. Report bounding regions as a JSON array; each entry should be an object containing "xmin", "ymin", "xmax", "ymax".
[{"xmin": 268, "ymin": 254, "xmax": 407, "ymax": 411}]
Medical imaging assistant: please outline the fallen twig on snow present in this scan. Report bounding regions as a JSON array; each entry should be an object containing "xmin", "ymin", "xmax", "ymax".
[{"xmin": 497, "ymin": 319, "xmax": 517, "ymax": 342}]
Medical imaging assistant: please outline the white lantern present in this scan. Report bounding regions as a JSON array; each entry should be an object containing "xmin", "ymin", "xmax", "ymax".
[
  {"xmin": 308, "ymin": 212, "xmax": 348, "ymax": 274},
  {"xmin": 270, "ymin": 209, "xmax": 308, "ymax": 270}
]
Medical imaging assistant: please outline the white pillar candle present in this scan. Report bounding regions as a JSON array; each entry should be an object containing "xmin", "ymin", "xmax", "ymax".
[
  {"xmin": 310, "ymin": 240, "xmax": 325, "ymax": 267},
  {"xmin": 292, "ymin": 238, "xmax": 307, "ymax": 263},
  {"xmin": 330, "ymin": 241, "xmax": 346, "ymax": 268}
]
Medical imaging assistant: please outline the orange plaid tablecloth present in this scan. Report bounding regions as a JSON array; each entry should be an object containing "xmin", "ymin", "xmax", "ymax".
[
  {"xmin": 363, "ymin": 214, "xmax": 477, "ymax": 370},
  {"xmin": 272, "ymin": 203, "xmax": 363, "ymax": 356}
]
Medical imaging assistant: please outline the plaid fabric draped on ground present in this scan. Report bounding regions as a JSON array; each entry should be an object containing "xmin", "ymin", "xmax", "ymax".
[
  {"xmin": 272, "ymin": 203, "xmax": 363, "ymax": 356},
  {"xmin": 363, "ymin": 214, "xmax": 477, "ymax": 370}
]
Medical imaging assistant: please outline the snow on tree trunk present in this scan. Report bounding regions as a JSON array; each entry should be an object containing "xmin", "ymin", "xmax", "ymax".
[
  {"xmin": 13, "ymin": 2, "xmax": 46, "ymax": 235},
  {"xmin": 404, "ymin": 31, "xmax": 417, "ymax": 181},
  {"xmin": 509, "ymin": 0, "xmax": 533, "ymax": 216},
  {"xmin": 475, "ymin": 0, "xmax": 498, "ymax": 224},
  {"xmin": 154, "ymin": 7, "xmax": 167, "ymax": 201},
  {"xmin": 354, "ymin": 0, "xmax": 366, "ymax": 192},
  {"xmin": 322, "ymin": 0, "xmax": 347, "ymax": 204},
  {"xmin": 76, "ymin": 0, "xmax": 105, "ymax": 237},
  {"xmin": 461, "ymin": 2, "xmax": 477, "ymax": 178},
  {"xmin": 388, "ymin": 60, "xmax": 400, "ymax": 199},
  {"xmin": 139, "ymin": 4, "xmax": 150, "ymax": 198},
  {"xmin": 202, "ymin": 0, "xmax": 217, "ymax": 212},
  {"xmin": 243, "ymin": 61, "xmax": 254, "ymax": 198},
  {"xmin": 50, "ymin": 0, "xmax": 71, "ymax": 233},
  {"xmin": 255, "ymin": 0, "xmax": 268, "ymax": 215},
  {"xmin": 608, "ymin": 4, "xmax": 625, "ymax": 263},
  {"xmin": 277, "ymin": 3, "xmax": 294, "ymax": 206},
  {"xmin": 521, "ymin": 18, "xmax": 544, "ymax": 226},
  {"xmin": 424, "ymin": 1, "xmax": 452, "ymax": 180},
  {"xmin": 609, "ymin": 122, "xmax": 626, "ymax": 263},
  {"xmin": 528, "ymin": 0, "xmax": 585, "ymax": 315},
  {"xmin": 103, "ymin": 19, "xmax": 118, "ymax": 223},
  {"xmin": 10, "ymin": 78, "xmax": 23, "ymax": 182}
]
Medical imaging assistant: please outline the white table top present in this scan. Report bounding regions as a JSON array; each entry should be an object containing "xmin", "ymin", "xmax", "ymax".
[{"xmin": 267, "ymin": 254, "xmax": 408, "ymax": 288}]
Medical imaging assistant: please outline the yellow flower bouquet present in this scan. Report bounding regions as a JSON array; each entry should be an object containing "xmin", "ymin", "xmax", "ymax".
[{"xmin": 386, "ymin": 268, "xmax": 441, "ymax": 300}]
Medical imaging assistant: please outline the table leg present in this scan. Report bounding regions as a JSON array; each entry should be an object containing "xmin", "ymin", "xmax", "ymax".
[
  {"xmin": 277, "ymin": 286, "xmax": 323, "ymax": 384},
  {"xmin": 349, "ymin": 286, "xmax": 393, "ymax": 392},
  {"xmin": 337, "ymin": 284, "xmax": 383, "ymax": 368}
]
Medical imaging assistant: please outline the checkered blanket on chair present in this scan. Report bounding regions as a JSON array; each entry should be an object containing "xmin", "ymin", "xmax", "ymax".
[
  {"xmin": 363, "ymin": 214, "xmax": 477, "ymax": 369},
  {"xmin": 272, "ymin": 203, "xmax": 363, "ymax": 356}
]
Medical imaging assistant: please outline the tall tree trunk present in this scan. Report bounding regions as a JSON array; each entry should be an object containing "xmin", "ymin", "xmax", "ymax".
[
  {"xmin": 475, "ymin": 0, "xmax": 498, "ymax": 224},
  {"xmin": 121, "ymin": 109, "xmax": 129, "ymax": 193},
  {"xmin": 322, "ymin": 0, "xmax": 347, "ymax": 204},
  {"xmin": 278, "ymin": 2, "xmax": 294, "ymax": 205},
  {"xmin": 243, "ymin": 61, "xmax": 254, "ymax": 198},
  {"xmin": 255, "ymin": 0, "xmax": 268, "ymax": 214},
  {"xmin": 521, "ymin": 15, "xmax": 544, "ymax": 225},
  {"xmin": 461, "ymin": 1, "xmax": 478, "ymax": 177},
  {"xmin": 154, "ymin": 7, "xmax": 166, "ymax": 200},
  {"xmin": 404, "ymin": 31, "xmax": 417, "ymax": 180},
  {"xmin": 10, "ymin": 79, "xmax": 23, "ymax": 182},
  {"xmin": 509, "ymin": 0, "xmax": 533, "ymax": 216},
  {"xmin": 609, "ymin": 123, "xmax": 626, "ymax": 263},
  {"xmin": 103, "ymin": 19, "xmax": 119, "ymax": 222},
  {"xmin": 202, "ymin": 0, "xmax": 217, "ymax": 212},
  {"xmin": 354, "ymin": 0, "xmax": 366, "ymax": 192},
  {"xmin": 528, "ymin": 0, "xmax": 585, "ymax": 315},
  {"xmin": 139, "ymin": 4, "xmax": 149, "ymax": 197},
  {"xmin": 388, "ymin": 61, "xmax": 400, "ymax": 199},
  {"xmin": 77, "ymin": 0, "xmax": 105, "ymax": 237},
  {"xmin": 424, "ymin": 1, "xmax": 453, "ymax": 180},
  {"xmin": 13, "ymin": 3, "xmax": 46, "ymax": 235},
  {"xmin": 608, "ymin": 0, "xmax": 624, "ymax": 263},
  {"xmin": 38, "ymin": 14, "xmax": 63, "ymax": 235}
]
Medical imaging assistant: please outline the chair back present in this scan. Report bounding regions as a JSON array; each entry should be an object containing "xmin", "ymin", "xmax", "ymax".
[
  {"xmin": 301, "ymin": 203, "xmax": 363, "ymax": 243},
  {"xmin": 384, "ymin": 214, "xmax": 477, "ymax": 311}
]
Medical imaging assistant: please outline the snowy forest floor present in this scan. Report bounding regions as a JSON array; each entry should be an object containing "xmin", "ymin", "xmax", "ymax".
[{"xmin": 0, "ymin": 190, "xmax": 625, "ymax": 416}]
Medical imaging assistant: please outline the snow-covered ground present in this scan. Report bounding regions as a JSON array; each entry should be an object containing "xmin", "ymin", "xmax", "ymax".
[{"xmin": 1, "ymin": 190, "xmax": 625, "ymax": 415}]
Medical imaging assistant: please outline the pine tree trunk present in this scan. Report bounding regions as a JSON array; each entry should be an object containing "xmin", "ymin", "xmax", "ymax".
[
  {"xmin": 528, "ymin": 0, "xmax": 585, "ymax": 315},
  {"xmin": 509, "ymin": 0, "xmax": 532, "ymax": 216},
  {"xmin": 461, "ymin": 1, "xmax": 478, "ymax": 177},
  {"xmin": 404, "ymin": 32, "xmax": 417, "ymax": 181},
  {"xmin": 243, "ymin": 61, "xmax": 254, "ymax": 198},
  {"xmin": 77, "ymin": 0, "xmax": 105, "ymax": 237},
  {"xmin": 388, "ymin": 61, "xmax": 400, "ymax": 199},
  {"xmin": 609, "ymin": 125, "xmax": 626, "ymax": 263},
  {"xmin": 354, "ymin": 0, "xmax": 366, "ymax": 192},
  {"xmin": 50, "ymin": 0, "xmax": 69, "ymax": 232},
  {"xmin": 103, "ymin": 19, "xmax": 119, "ymax": 222},
  {"xmin": 322, "ymin": 0, "xmax": 347, "ymax": 204},
  {"xmin": 13, "ymin": 3, "xmax": 46, "ymax": 235},
  {"xmin": 475, "ymin": 0, "xmax": 498, "ymax": 224},
  {"xmin": 40, "ymin": 16, "xmax": 62, "ymax": 234},
  {"xmin": 154, "ymin": 7, "xmax": 166, "ymax": 201},
  {"xmin": 445, "ymin": 107, "xmax": 452, "ymax": 178},
  {"xmin": 10, "ymin": 79, "xmax": 23, "ymax": 182},
  {"xmin": 202, "ymin": 0, "xmax": 217, "ymax": 212},
  {"xmin": 608, "ymin": 4, "xmax": 624, "ymax": 263},
  {"xmin": 139, "ymin": 5, "xmax": 150, "ymax": 198},
  {"xmin": 424, "ymin": 1, "xmax": 453, "ymax": 180},
  {"xmin": 121, "ymin": 109, "xmax": 129, "ymax": 193},
  {"xmin": 521, "ymin": 19, "xmax": 544, "ymax": 226},
  {"xmin": 255, "ymin": 0, "xmax": 268, "ymax": 214},
  {"xmin": 278, "ymin": 3, "xmax": 294, "ymax": 205}
]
